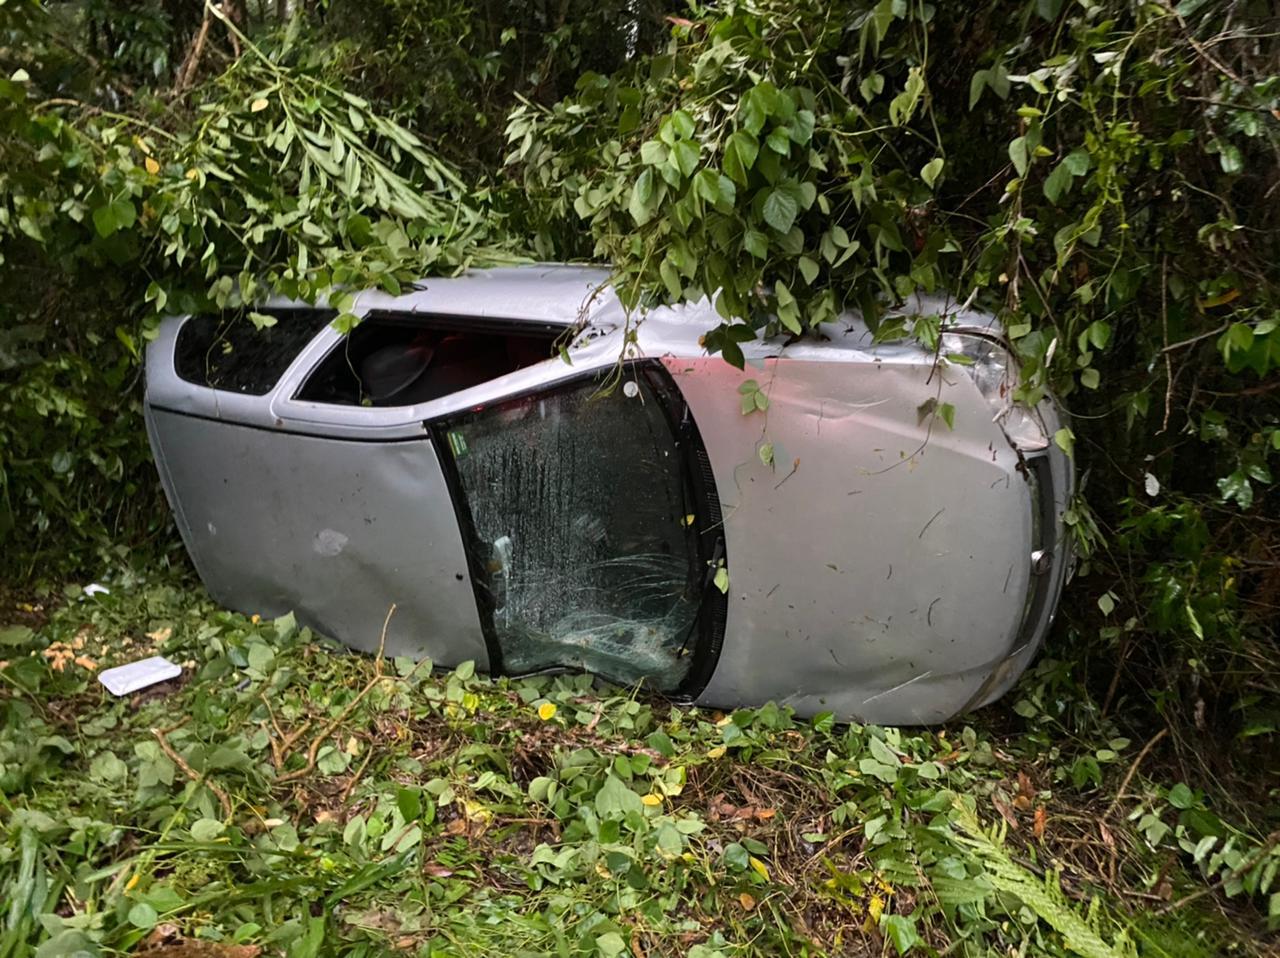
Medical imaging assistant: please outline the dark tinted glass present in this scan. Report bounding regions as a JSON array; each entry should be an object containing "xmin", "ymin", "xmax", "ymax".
[
  {"xmin": 295, "ymin": 314, "xmax": 559, "ymax": 406},
  {"xmin": 175, "ymin": 309, "xmax": 334, "ymax": 395}
]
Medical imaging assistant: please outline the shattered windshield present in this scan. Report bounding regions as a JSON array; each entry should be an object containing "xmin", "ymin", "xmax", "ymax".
[{"xmin": 445, "ymin": 371, "xmax": 704, "ymax": 691}]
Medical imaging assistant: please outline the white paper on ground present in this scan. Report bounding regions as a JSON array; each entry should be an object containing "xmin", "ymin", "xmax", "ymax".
[{"xmin": 98, "ymin": 656, "xmax": 182, "ymax": 696}]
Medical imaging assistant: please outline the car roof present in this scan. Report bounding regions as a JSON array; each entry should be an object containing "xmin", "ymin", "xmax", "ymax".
[{"xmin": 347, "ymin": 263, "xmax": 616, "ymax": 327}]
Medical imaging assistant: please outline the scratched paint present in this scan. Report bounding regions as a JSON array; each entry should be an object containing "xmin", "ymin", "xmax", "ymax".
[{"xmin": 314, "ymin": 528, "xmax": 348, "ymax": 557}]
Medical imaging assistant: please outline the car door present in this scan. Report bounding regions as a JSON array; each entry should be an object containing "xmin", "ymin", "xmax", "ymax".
[
  {"xmin": 430, "ymin": 360, "xmax": 727, "ymax": 695},
  {"xmin": 145, "ymin": 308, "xmax": 492, "ymax": 667}
]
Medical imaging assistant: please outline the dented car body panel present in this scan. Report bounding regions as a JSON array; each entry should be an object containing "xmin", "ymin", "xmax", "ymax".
[{"xmin": 145, "ymin": 263, "xmax": 1073, "ymax": 724}]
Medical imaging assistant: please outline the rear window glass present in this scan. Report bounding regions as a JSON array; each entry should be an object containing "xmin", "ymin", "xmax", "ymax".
[{"xmin": 175, "ymin": 309, "xmax": 335, "ymax": 395}]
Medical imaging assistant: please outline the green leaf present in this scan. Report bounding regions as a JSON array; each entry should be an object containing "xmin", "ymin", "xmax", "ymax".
[
  {"xmin": 128, "ymin": 902, "xmax": 159, "ymax": 930},
  {"xmin": 1008, "ymin": 136, "xmax": 1028, "ymax": 176},
  {"xmin": 640, "ymin": 140, "xmax": 667, "ymax": 166},
  {"xmin": 670, "ymin": 109, "xmax": 695, "ymax": 140},
  {"xmin": 671, "ymin": 140, "xmax": 699, "ymax": 178},
  {"xmin": 880, "ymin": 914, "xmax": 921, "ymax": 955},
  {"xmin": 595, "ymin": 774, "xmax": 643, "ymax": 818},
  {"xmin": 789, "ymin": 110, "xmax": 815, "ymax": 145},
  {"xmin": 969, "ymin": 69, "xmax": 989, "ymax": 109},
  {"xmin": 1063, "ymin": 149, "xmax": 1091, "ymax": 175},
  {"xmin": 1218, "ymin": 143, "xmax": 1243, "ymax": 174},
  {"xmin": 92, "ymin": 199, "xmax": 124, "ymax": 238},
  {"xmin": 190, "ymin": 818, "xmax": 226, "ymax": 841},
  {"xmin": 937, "ymin": 401, "xmax": 956, "ymax": 429},
  {"xmin": 858, "ymin": 757, "xmax": 898, "ymax": 783},
  {"xmin": 596, "ymin": 933, "xmax": 627, "ymax": 957},
  {"xmin": 628, "ymin": 169, "xmax": 657, "ymax": 225},
  {"xmin": 1217, "ymin": 470, "xmax": 1253, "ymax": 509},
  {"xmin": 1042, "ymin": 160, "xmax": 1072, "ymax": 203},
  {"xmin": 743, "ymin": 229, "xmax": 768, "ymax": 259},
  {"xmin": 90, "ymin": 752, "xmax": 128, "ymax": 783},
  {"xmin": 1218, "ymin": 322, "xmax": 1254, "ymax": 361},
  {"xmin": 889, "ymin": 67, "xmax": 925, "ymax": 126},
  {"xmin": 34, "ymin": 931, "xmax": 100, "ymax": 958},
  {"xmin": 723, "ymin": 131, "xmax": 759, "ymax": 185},
  {"xmin": 860, "ymin": 72, "xmax": 885, "ymax": 103},
  {"xmin": 762, "ymin": 188, "xmax": 798, "ymax": 233},
  {"xmin": 798, "ymin": 255, "xmax": 819, "ymax": 285},
  {"xmin": 1167, "ymin": 783, "xmax": 1195, "ymax": 809},
  {"xmin": 1086, "ymin": 320, "xmax": 1112, "ymax": 349},
  {"xmin": 920, "ymin": 157, "xmax": 944, "ymax": 189},
  {"xmin": 1054, "ymin": 427, "xmax": 1075, "ymax": 457},
  {"xmin": 869, "ymin": 736, "xmax": 901, "ymax": 768},
  {"xmin": 739, "ymin": 85, "xmax": 771, "ymax": 136},
  {"xmin": 0, "ymin": 625, "xmax": 34, "ymax": 647},
  {"xmin": 714, "ymin": 566, "xmax": 730, "ymax": 594},
  {"xmin": 693, "ymin": 169, "xmax": 730, "ymax": 208}
]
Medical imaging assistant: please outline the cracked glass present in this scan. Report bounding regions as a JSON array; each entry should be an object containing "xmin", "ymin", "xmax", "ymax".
[{"xmin": 446, "ymin": 372, "xmax": 704, "ymax": 691}]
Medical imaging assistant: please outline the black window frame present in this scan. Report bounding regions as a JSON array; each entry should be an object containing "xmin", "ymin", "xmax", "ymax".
[
  {"xmin": 174, "ymin": 308, "xmax": 337, "ymax": 396},
  {"xmin": 426, "ymin": 358, "xmax": 727, "ymax": 700},
  {"xmin": 292, "ymin": 310, "xmax": 569, "ymax": 407}
]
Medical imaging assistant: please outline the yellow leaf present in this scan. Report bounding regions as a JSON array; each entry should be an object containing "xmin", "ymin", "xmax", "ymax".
[
  {"xmin": 715, "ymin": 715, "xmax": 733, "ymax": 727},
  {"xmin": 706, "ymin": 746, "xmax": 726, "ymax": 759},
  {"xmin": 125, "ymin": 873, "xmax": 140, "ymax": 891},
  {"xmin": 1197, "ymin": 288, "xmax": 1240, "ymax": 309},
  {"xmin": 463, "ymin": 800, "xmax": 492, "ymax": 824},
  {"xmin": 250, "ymin": 97, "xmax": 270, "ymax": 113},
  {"xmin": 641, "ymin": 793, "xmax": 663, "ymax": 807},
  {"xmin": 739, "ymin": 892, "xmax": 756, "ymax": 911},
  {"xmin": 868, "ymin": 893, "xmax": 884, "ymax": 924},
  {"xmin": 185, "ymin": 168, "xmax": 199, "ymax": 182},
  {"xmin": 144, "ymin": 157, "xmax": 160, "ymax": 175},
  {"xmin": 749, "ymin": 856, "xmax": 770, "ymax": 880},
  {"xmin": 537, "ymin": 702, "xmax": 557, "ymax": 721},
  {"xmin": 682, "ymin": 514, "xmax": 696, "ymax": 526},
  {"xmin": 658, "ymin": 767, "xmax": 686, "ymax": 796}
]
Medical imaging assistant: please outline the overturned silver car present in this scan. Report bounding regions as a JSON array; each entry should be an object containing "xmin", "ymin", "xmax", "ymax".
[{"xmin": 144, "ymin": 265, "xmax": 1072, "ymax": 724}]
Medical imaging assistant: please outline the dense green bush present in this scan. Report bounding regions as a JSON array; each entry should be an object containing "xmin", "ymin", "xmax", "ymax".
[{"xmin": 1, "ymin": 0, "xmax": 1277, "ymax": 757}]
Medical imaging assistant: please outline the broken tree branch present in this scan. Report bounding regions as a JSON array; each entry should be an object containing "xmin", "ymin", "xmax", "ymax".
[
  {"xmin": 274, "ymin": 604, "xmax": 399, "ymax": 785},
  {"xmin": 151, "ymin": 726, "xmax": 234, "ymax": 819}
]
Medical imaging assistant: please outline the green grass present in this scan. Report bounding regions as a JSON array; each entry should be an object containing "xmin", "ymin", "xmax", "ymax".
[{"xmin": 0, "ymin": 571, "xmax": 1271, "ymax": 957}]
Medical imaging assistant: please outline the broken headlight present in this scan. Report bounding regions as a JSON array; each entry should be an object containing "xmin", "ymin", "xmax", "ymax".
[{"xmin": 944, "ymin": 332, "xmax": 1049, "ymax": 451}]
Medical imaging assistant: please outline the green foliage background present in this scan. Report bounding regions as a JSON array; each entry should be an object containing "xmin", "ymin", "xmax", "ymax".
[{"xmin": 1, "ymin": 0, "xmax": 1277, "ymax": 862}]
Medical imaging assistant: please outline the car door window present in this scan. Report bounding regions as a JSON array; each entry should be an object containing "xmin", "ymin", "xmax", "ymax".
[{"xmin": 442, "ymin": 369, "xmax": 708, "ymax": 692}]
